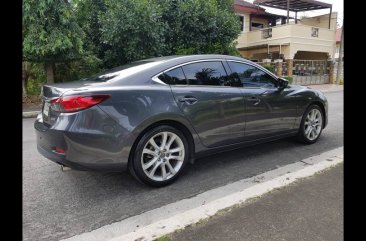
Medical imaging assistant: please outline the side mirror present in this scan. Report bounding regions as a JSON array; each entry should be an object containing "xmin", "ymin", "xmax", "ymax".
[{"xmin": 277, "ymin": 78, "xmax": 289, "ymax": 89}]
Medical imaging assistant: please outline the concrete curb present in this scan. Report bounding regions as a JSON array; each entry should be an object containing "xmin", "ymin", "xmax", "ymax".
[
  {"xmin": 23, "ymin": 111, "xmax": 40, "ymax": 118},
  {"xmin": 62, "ymin": 147, "xmax": 343, "ymax": 241}
]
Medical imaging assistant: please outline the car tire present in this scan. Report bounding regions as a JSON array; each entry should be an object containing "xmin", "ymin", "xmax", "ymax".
[
  {"xmin": 297, "ymin": 105, "xmax": 324, "ymax": 144},
  {"xmin": 130, "ymin": 125, "xmax": 189, "ymax": 187}
]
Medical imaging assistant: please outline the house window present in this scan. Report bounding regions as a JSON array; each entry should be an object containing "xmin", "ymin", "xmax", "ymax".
[
  {"xmin": 251, "ymin": 22, "xmax": 264, "ymax": 30},
  {"xmin": 239, "ymin": 15, "xmax": 245, "ymax": 32},
  {"xmin": 311, "ymin": 27, "xmax": 319, "ymax": 37}
]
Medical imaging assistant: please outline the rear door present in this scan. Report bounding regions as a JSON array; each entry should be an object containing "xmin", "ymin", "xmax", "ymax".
[
  {"xmin": 159, "ymin": 61, "xmax": 246, "ymax": 148},
  {"xmin": 227, "ymin": 60, "xmax": 297, "ymax": 140}
]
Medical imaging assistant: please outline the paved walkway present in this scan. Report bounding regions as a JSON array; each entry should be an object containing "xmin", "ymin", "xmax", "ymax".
[
  {"xmin": 167, "ymin": 163, "xmax": 343, "ymax": 241},
  {"xmin": 307, "ymin": 84, "xmax": 343, "ymax": 93}
]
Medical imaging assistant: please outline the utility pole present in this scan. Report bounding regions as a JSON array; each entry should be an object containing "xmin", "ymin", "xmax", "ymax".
[{"xmin": 336, "ymin": 19, "xmax": 344, "ymax": 85}]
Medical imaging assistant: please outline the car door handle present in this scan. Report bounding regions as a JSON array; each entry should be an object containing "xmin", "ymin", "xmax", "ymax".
[
  {"xmin": 247, "ymin": 97, "xmax": 261, "ymax": 105},
  {"xmin": 179, "ymin": 96, "xmax": 198, "ymax": 105}
]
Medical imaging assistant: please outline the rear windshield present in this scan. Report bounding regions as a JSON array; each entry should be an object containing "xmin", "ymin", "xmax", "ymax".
[{"xmin": 82, "ymin": 60, "xmax": 162, "ymax": 82}]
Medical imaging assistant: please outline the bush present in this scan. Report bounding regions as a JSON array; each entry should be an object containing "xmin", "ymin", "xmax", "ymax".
[
  {"xmin": 283, "ymin": 76, "xmax": 293, "ymax": 84},
  {"xmin": 55, "ymin": 54, "xmax": 103, "ymax": 82},
  {"xmin": 26, "ymin": 63, "xmax": 46, "ymax": 96},
  {"xmin": 263, "ymin": 64, "xmax": 275, "ymax": 73}
]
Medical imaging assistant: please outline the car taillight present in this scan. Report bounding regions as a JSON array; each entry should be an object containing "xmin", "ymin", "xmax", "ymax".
[{"xmin": 50, "ymin": 94, "xmax": 111, "ymax": 113}]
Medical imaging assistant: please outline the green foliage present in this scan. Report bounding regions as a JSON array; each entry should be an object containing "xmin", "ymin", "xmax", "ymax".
[
  {"xmin": 100, "ymin": 0, "xmax": 241, "ymax": 66},
  {"xmin": 175, "ymin": 42, "xmax": 240, "ymax": 56},
  {"xmin": 23, "ymin": 0, "xmax": 85, "ymax": 62},
  {"xmin": 101, "ymin": 0, "xmax": 167, "ymax": 67},
  {"xmin": 263, "ymin": 64, "xmax": 275, "ymax": 73},
  {"xmin": 23, "ymin": 0, "xmax": 242, "ymax": 94},
  {"xmin": 159, "ymin": 0, "xmax": 241, "ymax": 55},
  {"xmin": 283, "ymin": 76, "xmax": 293, "ymax": 84},
  {"xmin": 74, "ymin": 0, "xmax": 108, "ymax": 62},
  {"xmin": 55, "ymin": 53, "xmax": 103, "ymax": 82},
  {"xmin": 26, "ymin": 63, "xmax": 47, "ymax": 96},
  {"xmin": 153, "ymin": 235, "xmax": 171, "ymax": 241}
]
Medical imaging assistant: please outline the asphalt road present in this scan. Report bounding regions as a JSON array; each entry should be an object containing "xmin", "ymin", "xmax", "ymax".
[{"xmin": 23, "ymin": 91, "xmax": 343, "ymax": 241}]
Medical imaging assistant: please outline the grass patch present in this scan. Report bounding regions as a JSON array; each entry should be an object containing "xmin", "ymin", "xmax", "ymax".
[{"xmin": 153, "ymin": 234, "xmax": 171, "ymax": 241}]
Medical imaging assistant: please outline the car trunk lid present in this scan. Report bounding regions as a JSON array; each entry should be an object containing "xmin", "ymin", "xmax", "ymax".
[{"xmin": 41, "ymin": 80, "xmax": 101, "ymax": 125}]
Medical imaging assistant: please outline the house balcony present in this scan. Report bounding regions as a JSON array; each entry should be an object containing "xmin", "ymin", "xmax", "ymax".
[{"xmin": 236, "ymin": 23, "xmax": 336, "ymax": 59}]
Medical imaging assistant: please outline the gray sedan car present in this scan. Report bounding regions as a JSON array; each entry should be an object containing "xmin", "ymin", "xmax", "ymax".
[{"xmin": 35, "ymin": 55, "xmax": 328, "ymax": 186}]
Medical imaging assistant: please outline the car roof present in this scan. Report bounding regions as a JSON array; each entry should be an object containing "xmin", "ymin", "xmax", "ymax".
[
  {"xmin": 91, "ymin": 54, "xmax": 266, "ymax": 86},
  {"xmin": 141, "ymin": 54, "xmax": 249, "ymax": 63}
]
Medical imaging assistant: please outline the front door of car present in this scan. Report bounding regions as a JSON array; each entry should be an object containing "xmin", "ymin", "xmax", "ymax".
[
  {"xmin": 227, "ymin": 61, "xmax": 297, "ymax": 141},
  {"xmin": 159, "ymin": 61, "xmax": 246, "ymax": 148}
]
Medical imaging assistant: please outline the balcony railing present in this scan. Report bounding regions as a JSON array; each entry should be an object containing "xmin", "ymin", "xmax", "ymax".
[
  {"xmin": 236, "ymin": 23, "xmax": 335, "ymax": 48},
  {"xmin": 261, "ymin": 28, "xmax": 272, "ymax": 39}
]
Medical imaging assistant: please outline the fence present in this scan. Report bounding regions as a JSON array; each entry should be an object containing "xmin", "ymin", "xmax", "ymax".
[
  {"xmin": 292, "ymin": 60, "xmax": 330, "ymax": 85},
  {"xmin": 256, "ymin": 60, "xmax": 331, "ymax": 85},
  {"xmin": 257, "ymin": 61, "xmax": 287, "ymax": 77}
]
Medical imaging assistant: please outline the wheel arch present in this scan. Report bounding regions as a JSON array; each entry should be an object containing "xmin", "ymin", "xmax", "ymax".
[
  {"xmin": 307, "ymin": 101, "xmax": 326, "ymax": 128},
  {"xmin": 128, "ymin": 119, "xmax": 196, "ymax": 168}
]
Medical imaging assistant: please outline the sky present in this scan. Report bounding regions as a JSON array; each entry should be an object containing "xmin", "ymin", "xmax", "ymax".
[{"xmin": 246, "ymin": 0, "xmax": 343, "ymax": 27}]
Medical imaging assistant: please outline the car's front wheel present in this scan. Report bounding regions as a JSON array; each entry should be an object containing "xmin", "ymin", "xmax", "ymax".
[
  {"xmin": 297, "ymin": 105, "xmax": 324, "ymax": 144},
  {"xmin": 131, "ymin": 125, "xmax": 189, "ymax": 187}
]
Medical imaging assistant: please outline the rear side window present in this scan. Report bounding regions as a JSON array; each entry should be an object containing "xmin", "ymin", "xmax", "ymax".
[
  {"xmin": 158, "ymin": 67, "xmax": 187, "ymax": 85},
  {"xmin": 182, "ymin": 61, "xmax": 231, "ymax": 86}
]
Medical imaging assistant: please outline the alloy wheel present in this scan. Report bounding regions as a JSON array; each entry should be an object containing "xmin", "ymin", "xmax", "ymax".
[
  {"xmin": 141, "ymin": 131, "xmax": 185, "ymax": 182},
  {"xmin": 304, "ymin": 108, "xmax": 323, "ymax": 141}
]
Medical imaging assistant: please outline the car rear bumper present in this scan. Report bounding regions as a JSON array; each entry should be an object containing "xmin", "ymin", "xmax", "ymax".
[
  {"xmin": 34, "ymin": 106, "xmax": 132, "ymax": 172},
  {"xmin": 37, "ymin": 144, "xmax": 92, "ymax": 171}
]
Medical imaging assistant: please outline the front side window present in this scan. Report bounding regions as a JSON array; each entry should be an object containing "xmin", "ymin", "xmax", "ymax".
[
  {"xmin": 228, "ymin": 62, "xmax": 276, "ymax": 88},
  {"xmin": 182, "ymin": 61, "xmax": 231, "ymax": 86},
  {"xmin": 158, "ymin": 67, "xmax": 187, "ymax": 85}
]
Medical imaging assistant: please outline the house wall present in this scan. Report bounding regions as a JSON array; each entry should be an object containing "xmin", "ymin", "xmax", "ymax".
[
  {"xmin": 294, "ymin": 51, "xmax": 329, "ymax": 60},
  {"xmin": 239, "ymin": 45, "xmax": 290, "ymax": 60},
  {"xmin": 290, "ymin": 42, "xmax": 334, "ymax": 60},
  {"xmin": 237, "ymin": 23, "xmax": 336, "ymax": 60},
  {"xmin": 236, "ymin": 12, "xmax": 251, "ymax": 33},
  {"xmin": 334, "ymin": 42, "xmax": 340, "ymax": 59},
  {"xmin": 300, "ymin": 12, "xmax": 338, "ymax": 30}
]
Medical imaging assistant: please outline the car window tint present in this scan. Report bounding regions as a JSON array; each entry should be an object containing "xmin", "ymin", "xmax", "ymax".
[
  {"xmin": 228, "ymin": 62, "xmax": 276, "ymax": 88},
  {"xmin": 182, "ymin": 62, "xmax": 231, "ymax": 86},
  {"xmin": 158, "ymin": 67, "xmax": 187, "ymax": 85}
]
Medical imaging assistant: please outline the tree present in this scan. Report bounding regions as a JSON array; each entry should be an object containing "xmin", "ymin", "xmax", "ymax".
[
  {"xmin": 100, "ymin": 0, "xmax": 167, "ymax": 67},
  {"xmin": 158, "ymin": 0, "xmax": 241, "ymax": 55},
  {"xmin": 100, "ymin": 0, "xmax": 241, "ymax": 67},
  {"xmin": 74, "ymin": 0, "xmax": 108, "ymax": 63},
  {"xmin": 23, "ymin": 0, "xmax": 85, "ymax": 83}
]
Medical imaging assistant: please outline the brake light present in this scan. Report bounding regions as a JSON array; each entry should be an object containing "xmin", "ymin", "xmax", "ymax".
[
  {"xmin": 50, "ymin": 94, "xmax": 111, "ymax": 113},
  {"xmin": 54, "ymin": 147, "xmax": 66, "ymax": 154}
]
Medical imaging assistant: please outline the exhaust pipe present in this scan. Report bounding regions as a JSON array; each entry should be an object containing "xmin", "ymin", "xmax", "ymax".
[{"xmin": 60, "ymin": 165, "xmax": 71, "ymax": 172}]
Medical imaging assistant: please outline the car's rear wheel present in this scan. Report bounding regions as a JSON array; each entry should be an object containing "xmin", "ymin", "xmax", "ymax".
[
  {"xmin": 131, "ymin": 125, "xmax": 189, "ymax": 187},
  {"xmin": 297, "ymin": 105, "xmax": 324, "ymax": 144}
]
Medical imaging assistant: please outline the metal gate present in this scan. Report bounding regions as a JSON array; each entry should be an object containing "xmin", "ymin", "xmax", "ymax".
[{"xmin": 292, "ymin": 60, "xmax": 330, "ymax": 85}]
